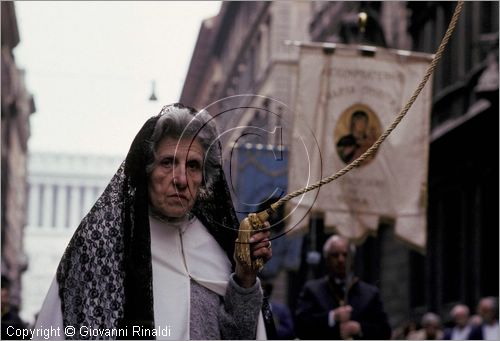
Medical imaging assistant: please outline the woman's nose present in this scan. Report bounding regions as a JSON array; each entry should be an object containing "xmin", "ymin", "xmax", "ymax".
[{"xmin": 173, "ymin": 166, "xmax": 188, "ymax": 188}]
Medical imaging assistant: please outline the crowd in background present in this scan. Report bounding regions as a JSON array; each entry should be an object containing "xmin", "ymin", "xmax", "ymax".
[{"xmin": 391, "ymin": 297, "xmax": 498, "ymax": 340}]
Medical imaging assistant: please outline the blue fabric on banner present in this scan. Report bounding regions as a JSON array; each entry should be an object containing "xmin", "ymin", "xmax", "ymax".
[
  {"xmin": 232, "ymin": 145, "xmax": 288, "ymax": 221},
  {"xmin": 230, "ymin": 145, "xmax": 302, "ymax": 279}
]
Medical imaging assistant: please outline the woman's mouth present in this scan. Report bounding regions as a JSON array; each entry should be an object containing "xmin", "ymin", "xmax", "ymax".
[{"xmin": 168, "ymin": 193, "xmax": 189, "ymax": 201}]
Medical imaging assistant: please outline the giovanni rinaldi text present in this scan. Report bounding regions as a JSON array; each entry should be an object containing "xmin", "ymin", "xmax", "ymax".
[{"xmin": 6, "ymin": 325, "xmax": 172, "ymax": 339}]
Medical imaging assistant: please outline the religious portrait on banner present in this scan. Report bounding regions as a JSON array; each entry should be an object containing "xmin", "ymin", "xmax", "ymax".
[{"xmin": 335, "ymin": 103, "xmax": 382, "ymax": 165}]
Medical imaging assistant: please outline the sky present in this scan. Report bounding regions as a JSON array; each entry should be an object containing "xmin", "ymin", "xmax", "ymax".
[{"xmin": 14, "ymin": 1, "xmax": 221, "ymax": 157}]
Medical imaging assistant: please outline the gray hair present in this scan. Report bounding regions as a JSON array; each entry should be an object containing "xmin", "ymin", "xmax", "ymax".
[
  {"xmin": 421, "ymin": 312, "xmax": 441, "ymax": 327},
  {"xmin": 479, "ymin": 296, "xmax": 499, "ymax": 313},
  {"xmin": 450, "ymin": 304, "xmax": 470, "ymax": 318},
  {"xmin": 145, "ymin": 105, "xmax": 221, "ymax": 193},
  {"xmin": 322, "ymin": 234, "xmax": 356, "ymax": 259}
]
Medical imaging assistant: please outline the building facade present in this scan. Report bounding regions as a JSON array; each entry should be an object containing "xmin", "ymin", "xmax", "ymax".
[
  {"xmin": 21, "ymin": 152, "xmax": 122, "ymax": 323},
  {"xmin": 1, "ymin": 1, "xmax": 36, "ymax": 309},
  {"xmin": 407, "ymin": 0, "xmax": 499, "ymax": 320},
  {"xmin": 180, "ymin": 2, "xmax": 311, "ymax": 151}
]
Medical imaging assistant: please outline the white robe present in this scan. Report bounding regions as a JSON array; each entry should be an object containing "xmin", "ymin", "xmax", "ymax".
[{"xmin": 35, "ymin": 216, "xmax": 266, "ymax": 340}]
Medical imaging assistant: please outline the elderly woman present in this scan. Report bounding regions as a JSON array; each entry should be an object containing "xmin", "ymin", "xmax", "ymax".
[{"xmin": 35, "ymin": 104, "xmax": 274, "ymax": 340}]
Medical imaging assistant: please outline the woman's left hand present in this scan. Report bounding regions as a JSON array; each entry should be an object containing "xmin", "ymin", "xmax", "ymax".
[{"xmin": 234, "ymin": 222, "xmax": 272, "ymax": 288}]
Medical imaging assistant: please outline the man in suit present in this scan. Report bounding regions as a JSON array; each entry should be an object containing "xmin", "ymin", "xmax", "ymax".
[
  {"xmin": 295, "ymin": 235, "xmax": 391, "ymax": 339},
  {"xmin": 407, "ymin": 312, "xmax": 443, "ymax": 340},
  {"xmin": 469, "ymin": 297, "xmax": 498, "ymax": 340},
  {"xmin": 443, "ymin": 304, "xmax": 472, "ymax": 339}
]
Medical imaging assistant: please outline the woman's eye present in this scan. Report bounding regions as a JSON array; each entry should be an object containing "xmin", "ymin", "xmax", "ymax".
[
  {"xmin": 187, "ymin": 160, "xmax": 201, "ymax": 170},
  {"xmin": 161, "ymin": 158, "xmax": 173, "ymax": 167}
]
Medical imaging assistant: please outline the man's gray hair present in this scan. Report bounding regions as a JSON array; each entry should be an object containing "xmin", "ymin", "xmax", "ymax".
[
  {"xmin": 450, "ymin": 304, "xmax": 470, "ymax": 317},
  {"xmin": 421, "ymin": 312, "xmax": 441, "ymax": 327},
  {"xmin": 480, "ymin": 296, "xmax": 499, "ymax": 313},
  {"xmin": 145, "ymin": 105, "xmax": 221, "ymax": 192},
  {"xmin": 322, "ymin": 234, "xmax": 356, "ymax": 258}
]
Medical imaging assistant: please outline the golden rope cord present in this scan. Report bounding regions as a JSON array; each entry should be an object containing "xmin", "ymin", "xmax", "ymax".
[{"xmin": 269, "ymin": 0, "xmax": 465, "ymax": 214}]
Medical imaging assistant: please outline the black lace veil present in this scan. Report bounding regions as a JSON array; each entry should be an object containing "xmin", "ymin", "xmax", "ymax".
[{"xmin": 56, "ymin": 103, "xmax": 240, "ymax": 339}]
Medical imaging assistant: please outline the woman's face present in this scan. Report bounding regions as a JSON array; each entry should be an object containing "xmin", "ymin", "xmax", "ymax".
[{"xmin": 148, "ymin": 137, "xmax": 204, "ymax": 218}]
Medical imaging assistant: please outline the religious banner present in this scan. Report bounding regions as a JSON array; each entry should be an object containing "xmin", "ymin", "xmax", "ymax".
[{"xmin": 286, "ymin": 45, "xmax": 433, "ymax": 251}]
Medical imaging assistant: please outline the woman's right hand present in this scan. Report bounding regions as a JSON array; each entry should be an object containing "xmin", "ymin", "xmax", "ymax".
[{"xmin": 234, "ymin": 223, "xmax": 272, "ymax": 288}]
